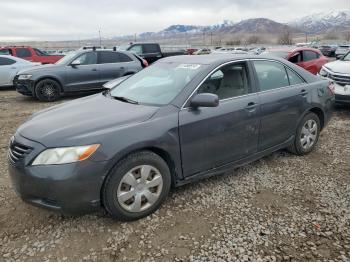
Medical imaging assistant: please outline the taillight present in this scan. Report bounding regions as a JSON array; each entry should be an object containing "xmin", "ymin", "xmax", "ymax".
[
  {"xmin": 328, "ymin": 81, "xmax": 335, "ymax": 95},
  {"xmin": 143, "ymin": 59, "xmax": 149, "ymax": 67}
]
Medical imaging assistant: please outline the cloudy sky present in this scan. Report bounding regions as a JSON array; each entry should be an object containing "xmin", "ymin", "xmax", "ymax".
[{"xmin": 0, "ymin": 0, "xmax": 349, "ymax": 41}]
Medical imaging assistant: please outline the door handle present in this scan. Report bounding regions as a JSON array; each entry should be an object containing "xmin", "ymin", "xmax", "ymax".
[
  {"xmin": 245, "ymin": 102, "xmax": 257, "ymax": 111},
  {"xmin": 120, "ymin": 67, "xmax": 125, "ymax": 70},
  {"xmin": 300, "ymin": 89, "xmax": 308, "ymax": 96},
  {"xmin": 92, "ymin": 68, "xmax": 97, "ymax": 71}
]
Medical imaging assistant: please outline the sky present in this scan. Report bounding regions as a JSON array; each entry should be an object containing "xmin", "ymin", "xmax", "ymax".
[{"xmin": 0, "ymin": 0, "xmax": 349, "ymax": 41}]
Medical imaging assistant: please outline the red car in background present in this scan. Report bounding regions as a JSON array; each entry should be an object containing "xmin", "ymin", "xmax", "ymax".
[
  {"xmin": 263, "ymin": 47, "xmax": 328, "ymax": 75},
  {"xmin": 0, "ymin": 46, "xmax": 63, "ymax": 64}
]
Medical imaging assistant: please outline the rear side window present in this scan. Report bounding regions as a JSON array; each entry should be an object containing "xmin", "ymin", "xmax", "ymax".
[
  {"xmin": 143, "ymin": 44, "xmax": 160, "ymax": 54},
  {"xmin": 118, "ymin": 53, "xmax": 132, "ymax": 62},
  {"xmin": 253, "ymin": 60, "xmax": 289, "ymax": 91},
  {"xmin": 16, "ymin": 48, "xmax": 31, "ymax": 58},
  {"xmin": 99, "ymin": 51, "xmax": 121, "ymax": 64},
  {"xmin": 303, "ymin": 51, "xmax": 319, "ymax": 61},
  {"xmin": 98, "ymin": 52, "xmax": 133, "ymax": 64},
  {"xmin": 34, "ymin": 48, "xmax": 48, "ymax": 56},
  {"xmin": 0, "ymin": 57, "xmax": 16, "ymax": 66},
  {"xmin": 286, "ymin": 68, "xmax": 305, "ymax": 85}
]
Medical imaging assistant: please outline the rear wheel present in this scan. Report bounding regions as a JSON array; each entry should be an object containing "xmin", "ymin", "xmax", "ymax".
[
  {"xmin": 102, "ymin": 151, "xmax": 171, "ymax": 221},
  {"xmin": 288, "ymin": 112, "xmax": 320, "ymax": 155},
  {"xmin": 35, "ymin": 79, "xmax": 61, "ymax": 102}
]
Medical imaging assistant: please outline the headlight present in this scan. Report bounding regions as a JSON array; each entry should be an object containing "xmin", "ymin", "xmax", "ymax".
[
  {"xmin": 319, "ymin": 68, "xmax": 328, "ymax": 77},
  {"xmin": 18, "ymin": 74, "xmax": 32, "ymax": 80},
  {"xmin": 32, "ymin": 144, "xmax": 99, "ymax": 166}
]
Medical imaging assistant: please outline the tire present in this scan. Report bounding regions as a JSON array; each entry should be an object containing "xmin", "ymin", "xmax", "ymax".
[
  {"xmin": 102, "ymin": 151, "xmax": 171, "ymax": 221},
  {"xmin": 35, "ymin": 79, "xmax": 61, "ymax": 102},
  {"xmin": 288, "ymin": 112, "xmax": 320, "ymax": 156}
]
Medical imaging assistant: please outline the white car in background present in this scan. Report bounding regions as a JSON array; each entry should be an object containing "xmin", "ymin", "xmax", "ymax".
[
  {"xmin": 0, "ymin": 55, "xmax": 40, "ymax": 87},
  {"xmin": 319, "ymin": 51, "xmax": 350, "ymax": 105},
  {"xmin": 335, "ymin": 44, "xmax": 350, "ymax": 59}
]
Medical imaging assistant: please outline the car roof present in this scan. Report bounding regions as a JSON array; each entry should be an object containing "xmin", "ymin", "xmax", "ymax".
[
  {"xmin": 158, "ymin": 54, "xmax": 286, "ymax": 65},
  {"xmin": 267, "ymin": 47, "xmax": 321, "ymax": 53}
]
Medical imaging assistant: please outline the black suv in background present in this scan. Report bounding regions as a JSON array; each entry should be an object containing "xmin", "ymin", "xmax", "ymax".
[
  {"xmin": 14, "ymin": 50, "xmax": 144, "ymax": 101},
  {"xmin": 119, "ymin": 43, "xmax": 187, "ymax": 64}
]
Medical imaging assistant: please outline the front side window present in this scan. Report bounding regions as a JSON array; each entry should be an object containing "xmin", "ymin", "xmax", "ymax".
[
  {"xmin": 73, "ymin": 52, "xmax": 97, "ymax": 65},
  {"xmin": 253, "ymin": 60, "xmax": 289, "ymax": 91},
  {"xmin": 128, "ymin": 45, "xmax": 142, "ymax": 55},
  {"xmin": 110, "ymin": 62, "xmax": 206, "ymax": 105},
  {"xmin": 0, "ymin": 57, "xmax": 16, "ymax": 66},
  {"xmin": 0, "ymin": 49, "xmax": 11, "ymax": 55},
  {"xmin": 288, "ymin": 52, "xmax": 301, "ymax": 63},
  {"xmin": 197, "ymin": 62, "xmax": 250, "ymax": 100},
  {"xmin": 16, "ymin": 48, "xmax": 31, "ymax": 58},
  {"xmin": 303, "ymin": 51, "xmax": 319, "ymax": 61}
]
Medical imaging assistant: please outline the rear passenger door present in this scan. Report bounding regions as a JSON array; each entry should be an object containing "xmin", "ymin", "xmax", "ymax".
[
  {"xmin": 0, "ymin": 57, "xmax": 16, "ymax": 86},
  {"xmin": 252, "ymin": 60, "xmax": 308, "ymax": 151},
  {"xmin": 97, "ymin": 51, "xmax": 132, "ymax": 84}
]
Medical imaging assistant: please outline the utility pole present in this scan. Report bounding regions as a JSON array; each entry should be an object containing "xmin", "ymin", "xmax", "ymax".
[
  {"xmin": 98, "ymin": 29, "xmax": 102, "ymax": 47},
  {"xmin": 210, "ymin": 32, "xmax": 213, "ymax": 46},
  {"xmin": 134, "ymin": 33, "xmax": 137, "ymax": 43},
  {"xmin": 305, "ymin": 33, "xmax": 308, "ymax": 43},
  {"xmin": 202, "ymin": 32, "xmax": 205, "ymax": 47}
]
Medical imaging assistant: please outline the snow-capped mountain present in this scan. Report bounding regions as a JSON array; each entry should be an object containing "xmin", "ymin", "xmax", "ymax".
[{"xmin": 289, "ymin": 10, "xmax": 350, "ymax": 33}]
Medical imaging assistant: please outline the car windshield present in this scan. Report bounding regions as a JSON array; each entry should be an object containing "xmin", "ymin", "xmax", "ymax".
[
  {"xmin": 263, "ymin": 51, "xmax": 289, "ymax": 58},
  {"xmin": 55, "ymin": 51, "xmax": 77, "ymax": 65},
  {"xmin": 342, "ymin": 52, "xmax": 350, "ymax": 61},
  {"xmin": 109, "ymin": 62, "xmax": 206, "ymax": 106}
]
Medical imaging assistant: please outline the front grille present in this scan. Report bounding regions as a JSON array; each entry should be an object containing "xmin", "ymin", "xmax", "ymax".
[
  {"xmin": 8, "ymin": 138, "xmax": 33, "ymax": 164},
  {"xmin": 328, "ymin": 73, "xmax": 350, "ymax": 86}
]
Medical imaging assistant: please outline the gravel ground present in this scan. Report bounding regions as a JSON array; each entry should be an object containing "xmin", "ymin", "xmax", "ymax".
[{"xmin": 0, "ymin": 89, "xmax": 349, "ymax": 262}]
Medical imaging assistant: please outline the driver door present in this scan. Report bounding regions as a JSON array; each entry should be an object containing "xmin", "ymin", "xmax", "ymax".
[
  {"xmin": 65, "ymin": 51, "xmax": 100, "ymax": 91},
  {"xmin": 179, "ymin": 61, "xmax": 260, "ymax": 177}
]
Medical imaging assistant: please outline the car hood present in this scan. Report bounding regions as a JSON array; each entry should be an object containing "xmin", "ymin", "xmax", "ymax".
[
  {"xmin": 324, "ymin": 60, "xmax": 350, "ymax": 74},
  {"xmin": 17, "ymin": 64, "xmax": 61, "ymax": 75},
  {"xmin": 17, "ymin": 93, "xmax": 159, "ymax": 147}
]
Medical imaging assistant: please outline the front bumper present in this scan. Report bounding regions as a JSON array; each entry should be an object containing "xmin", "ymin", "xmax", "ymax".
[
  {"xmin": 7, "ymin": 134, "xmax": 109, "ymax": 215},
  {"xmin": 14, "ymin": 77, "xmax": 35, "ymax": 96}
]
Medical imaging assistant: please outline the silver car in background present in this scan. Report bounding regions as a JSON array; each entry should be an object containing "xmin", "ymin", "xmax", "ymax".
[
  {"xmin": 335, "ymin": 45, "xmax": 350, "ymax": 59},
  {"xmin": 0, "ymin": 55, "xmax": 39, "ymax": 87}
]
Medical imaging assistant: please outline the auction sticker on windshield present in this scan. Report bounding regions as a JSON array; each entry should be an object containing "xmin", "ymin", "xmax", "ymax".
[{"xmin": 176, "ymin": 64, "xmax": 201, "ymax": 70}]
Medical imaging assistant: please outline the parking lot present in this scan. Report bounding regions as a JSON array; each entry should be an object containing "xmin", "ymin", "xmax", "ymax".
[{"xmin": 0, "ymin": 89, "xmax": 349, "ymax": 261}]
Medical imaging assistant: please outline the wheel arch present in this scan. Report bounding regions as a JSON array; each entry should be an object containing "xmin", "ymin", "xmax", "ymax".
[
  {"xmin": 101, "ymin": 146, "xmax": 179, "ymax": 198},
  {"xmin": 308, "ymin": 107, "xmax": 325, "ymax": 130},
  {"xmin": 34, "ymin": 76, "xmax": 63, "ymax": 92}
]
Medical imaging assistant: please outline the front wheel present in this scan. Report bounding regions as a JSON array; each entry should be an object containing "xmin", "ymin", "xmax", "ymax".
[
  {"xmin": 35, "ymin": 79, "xmax": 61, "ymax": 102},
  {"xmin": 102, "ymin": 151, "xmax": 171, "ymax": 221},
  {"xmin": 288, "ymin": 112, "xmax": 320, "ymax": 155}
]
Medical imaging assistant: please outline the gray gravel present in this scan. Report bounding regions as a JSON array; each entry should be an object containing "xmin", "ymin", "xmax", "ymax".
[{"xmin": 0, "ymin": 90, "xmax": 349, "ymax": 261}]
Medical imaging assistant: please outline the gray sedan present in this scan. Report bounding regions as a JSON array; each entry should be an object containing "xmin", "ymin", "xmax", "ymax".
[
  {"xmin": 15, "ymin": 49, "xmax": 144, "ymax": 101},
  {"xmin": 8, "ymin": 55, "xmax": 334, "ymax": 221}
]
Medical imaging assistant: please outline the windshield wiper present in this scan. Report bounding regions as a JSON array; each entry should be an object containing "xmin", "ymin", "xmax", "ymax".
[{"xmin": 112, "ymin": 96, "xmax": 139, "ymax": 104}]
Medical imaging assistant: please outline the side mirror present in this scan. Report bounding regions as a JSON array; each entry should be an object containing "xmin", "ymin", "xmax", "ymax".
[
  {"xmin": 70, "ymin": 60, "xmax": 81, "ymax": 67},
  {"xmin": 190, "ymin": 93, "xmax": 219, "ymax": 108}
]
